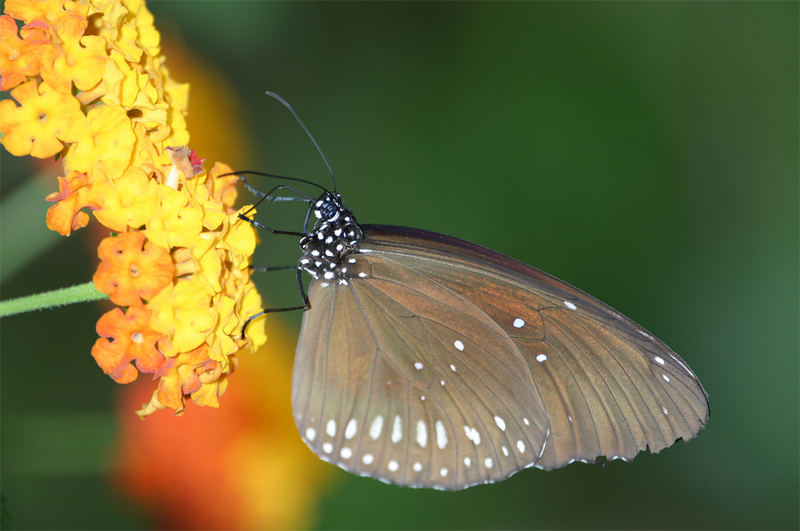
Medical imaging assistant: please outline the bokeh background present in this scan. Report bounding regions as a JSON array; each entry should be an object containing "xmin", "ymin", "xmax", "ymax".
[{"xmin": 1, "ymin": 1, "xmax": 797, "ymax": 529}]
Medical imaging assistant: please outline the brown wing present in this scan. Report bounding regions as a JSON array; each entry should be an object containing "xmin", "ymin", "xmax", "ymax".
[
  {"xmin": 292, "ymin": 224, "xmax": 708, "ymax": 489},
  {"xmin": 292, "ymin": 258, "xmax": 550, "ymax": 489},
  {"xmin": 358, "ymin": 225, "xmax": 709, "ymax": 470}
]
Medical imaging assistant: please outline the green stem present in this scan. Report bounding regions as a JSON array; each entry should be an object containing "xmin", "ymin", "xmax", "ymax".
[{"xmin": 0, "ymin": 282, "xmax": 108, "ymax": 318}]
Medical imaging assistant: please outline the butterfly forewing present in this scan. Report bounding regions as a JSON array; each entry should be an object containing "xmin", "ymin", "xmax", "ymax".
[
  {"xmin": 358, "ymin": 225, "xmax": 709, "ymax": 471},
  {"xmin": 291, "ymin": 224, "xmax": 708, "ymax": 489}
]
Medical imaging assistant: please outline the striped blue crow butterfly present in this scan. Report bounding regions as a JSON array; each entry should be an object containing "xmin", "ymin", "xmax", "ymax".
[{"xmin": 235, "ymin": 92, "xmax": 709, "ymax": 490}]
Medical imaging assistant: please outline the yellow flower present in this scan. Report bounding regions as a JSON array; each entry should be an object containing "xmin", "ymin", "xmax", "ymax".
[
  {"xmin": 0, "ymin": 79, "xmax": 86, "ymax": 157},
  {"xmin": 64, "ymin": 103, "xmax": 136, "ymax": 176},
  {"xmin": 0, "ymin": 0, "xmax": 266, "ymax": 416}
]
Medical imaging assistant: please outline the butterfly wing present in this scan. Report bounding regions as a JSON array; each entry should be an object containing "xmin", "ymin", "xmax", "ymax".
[{"xmin": 292, "ymin": 224, "xmax": 709, "ymax": 488}]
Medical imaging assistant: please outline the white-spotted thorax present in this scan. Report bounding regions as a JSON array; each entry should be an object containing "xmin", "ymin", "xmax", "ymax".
[{"xmin": 299, "ymin": 191, "xmax": 364, "ymax": 283}]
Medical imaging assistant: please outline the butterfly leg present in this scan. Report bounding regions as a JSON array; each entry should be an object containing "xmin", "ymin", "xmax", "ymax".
[{"xmin": 240, "ymin": 267, "xmax": 309, "ymax": 339}]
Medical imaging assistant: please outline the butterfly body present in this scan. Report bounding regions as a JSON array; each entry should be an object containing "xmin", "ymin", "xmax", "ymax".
[{"xmin": 289, "ymin": 192, "xmax": 709, "ymax": 490}]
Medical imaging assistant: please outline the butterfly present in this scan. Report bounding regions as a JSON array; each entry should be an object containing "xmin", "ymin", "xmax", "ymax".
[{"xmin": 236, "ymin": 93, "xmax": 709, "ymax": 490}]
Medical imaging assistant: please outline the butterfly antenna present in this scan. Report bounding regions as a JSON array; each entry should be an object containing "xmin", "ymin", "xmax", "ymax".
[{"xmin": 265, "ymin": 91, "xmax": 337, "ymax": 193}]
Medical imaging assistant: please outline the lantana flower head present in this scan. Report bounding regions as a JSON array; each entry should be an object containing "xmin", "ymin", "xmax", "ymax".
[{"xmin": 0, "ymin": 0, "xmax": 267, "ymax": 415}]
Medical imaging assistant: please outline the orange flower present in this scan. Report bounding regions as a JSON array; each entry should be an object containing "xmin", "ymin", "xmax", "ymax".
[
  {"xmin": 0, "ymin": 14, "xmax": 49, "ymax": 90},
  {"xmin": 93, "ymin": 231, "xmax": 174, "ymax": 307},
  {"xmin": 91, "ymin": 305, "xmax": 165, "ymax": 383},
  {"xmin": 45, "ymin": 170, "xmax": 93, "ymax": 236}
]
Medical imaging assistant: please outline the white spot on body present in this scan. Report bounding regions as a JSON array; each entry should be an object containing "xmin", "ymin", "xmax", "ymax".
[
  {"xmin": 536, "ymin": 354, "xmax": 548, "ymax": 363},
  {"xmin": 311, "ymin": 250, "xmax": 320, "ymax": 257},
  {"xmin": 369, "ymin": 415, "xmax": 384, "ymax": 440},
  {"xmin": 323, "ymin": 271, "xmax": 335, "ymax": 280},
  {"xmin": 564, "ymin": 301, "xmax": 577, "ymax": 310},
  {"xmin": 663, "ymin": 374, "xmax": 671, "ymax": 383},
  {"xmin": 517, "ymin": 440, "xmax": 526, "ymax": 453},
  {"xmin": 484, "ymin": 457, "xmax": 493, "ymax": 469},
  {"xmin": 440, "ymin": 468, "xmax": 448, "ymax": 477},
  {"xmin": 326, "ymin": 420, "xmax": 336, "ymax": 437},
  {"xmin": 435, "ymin": 420, "xmax": 448, "ymax": 449},
  {"xmin": 340, "ymin": 447, "xmax": 352, "ymax": 459},
  {"xmin": 413, "ymin": 462, "xmax": 423, "ymax": 472},
  {"xmin": 345, "ymin": 419, "xmax": 357, "ymax": 440},
  {"xmin": 513, "ymin": 318, "xmax": 525, "ymax": 328},
  {"xmin": 464, "ymin": 457, "xmax": 472, "ymax": 467},
  {"xmin": 654, "ymin": 356, "xmax": 665, "ymax": 365},
  {"xmin": 362, "ymin": 454, "xmax": 374, "ymax": 465},
  {"xmin": 392, "ymin": 415, "xmax": 402, "ymax": 443},
  {"xmin": 416, "ymin": 420, "xmax": 428, "ymax": 448},
  {"xmin": 453, "ymin": 340, "xmax": 465, "ymax": 351},
  {"xmin": 494, "ymin": 416, "xmax": 506, "ymax": 431},
  {"xmin": 414, "ymin": 362, "xmax": 423, "ymax": 370},
  {"xmin": 322, "ymin": 442, "xmax": 333, "ymax": 454},
  {"xmin": 388, "ymin": 460, "xmax": 399, "ymax": 472}
]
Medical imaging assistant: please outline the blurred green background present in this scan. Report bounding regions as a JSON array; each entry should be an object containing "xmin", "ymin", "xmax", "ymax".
[{"xmin": 1, "ymin": 1, "xmax": 797, "ymax": 529}]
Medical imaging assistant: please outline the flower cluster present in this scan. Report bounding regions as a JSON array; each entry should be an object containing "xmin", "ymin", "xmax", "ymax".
[{"xmin": 0, "ymin": 0, "xmax": 267, "ymax": 415}]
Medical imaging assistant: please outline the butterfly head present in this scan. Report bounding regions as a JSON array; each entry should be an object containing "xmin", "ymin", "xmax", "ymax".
[{"xmin": 313, "ymin": 191, "xmax": 346, "ymax": 222}]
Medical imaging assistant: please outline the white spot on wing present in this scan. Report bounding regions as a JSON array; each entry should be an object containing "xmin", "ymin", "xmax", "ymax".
[
  {"xmin": 453, "ymin": 340, "xmax": 464, "ymax": 351},
  {"xmin": 662, "ymin": 407, "xmax": 669, "ymax": 415},
  {"xmin": 416, "ymin": 420, "xmax": 427, "ymax": 448},
  {"xmin": 344, "ymin": 419, "xmax": 357, "ymax": 440},
  {"xmin": 305, "ymin": 428, "xmax": 316, "ymax": 441},
  {"xmin": 435, "ymin": 420, "xmax": 448, "ymax": 449},
  {"xmin": 414, "ymin": 362, "xmax": 423, "ymax": 370},
  {"xmin": 326, "ymin": 420, "xmax": 336, "ymax": 437},
  {"xmin": 322, "ymin": 442, "xmax": 333, "ymax": 454},
  {"xmin": 564, "ymin": 300, "xmax": 577, "ymax": 310},
  {"xmin": 536, "ymin": 354, "xmax": 548, "ymax": 363},
  {"xmin": 494, "ymin": 415, "xmax": 506, "ymax": 431},
  {"xmin": 502, "ymin": 445, "xmax": 509, "ymax": 456},
  {"xmin": 654, "ymin": 356, "xmax": 665, "ymax": 365},
  {"xmin": 517, "ymin": 440, "xmax": 526, "ymax": 453},
  {"xmin": 440, "ymin": 467, "xmax": 448, "ymax": 477},
  {"xmin": 388, "ymin": 460, "xmax": 399, "ymax": 472},
  {"xmin": 484, "ymin": 457, "xmax": 493, "ymax": 469},
  {"xmin": 340, "ymin": 447, "xmax": 352, "ymax": 459},
  {"xmin": 513, "ymin": 318, "xmax": 525, "ymax": 328},
  {"xmin": 464, "ymin": 426, "xmax": 481, "ymax": 445},
  {"xmin": 413, "ymin": 462, "xmax": 422, "ymax": 472},
  {"xmin": 464, "ymin": 457, "xmax": 471, "ymax": 467},
  {"xmin": 392, "ymin": 415, "xmax": 402, "ymax": 443},
  {"xmin": 362, "ymin": 453, "xmax": 374, "ymax": 465},
  {"xmin": 369, "ymin": 415, "xmax": 383, "ymax": 440},
  {"xmin": 662, "ymin": 374, "xmax": 671, "ymax": 383},
  {"xmin": 449, "ymin": 364, "xmax": 456, "ymax": 372},
  {"xmin": 523, "ymin": 417, "xmax": 530, "ymax": 426}
]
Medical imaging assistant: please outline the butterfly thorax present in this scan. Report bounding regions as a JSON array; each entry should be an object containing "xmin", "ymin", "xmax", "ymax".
[{"xmin": 299, "ymin": 192, "xmax": 363, "ymax": 282}]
